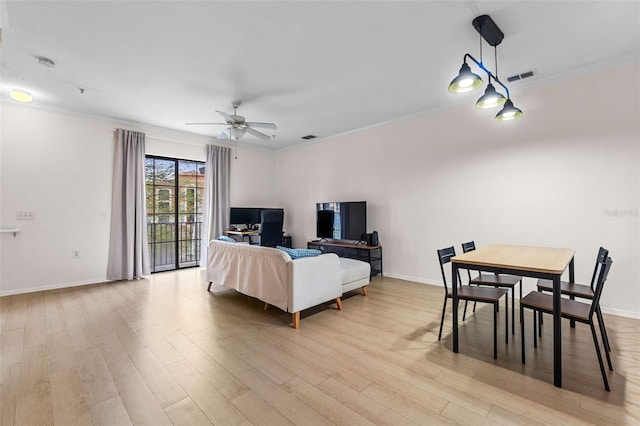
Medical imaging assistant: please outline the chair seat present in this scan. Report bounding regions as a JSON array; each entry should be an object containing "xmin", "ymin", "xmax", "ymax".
[
  {"xmin": 470, "ymin": 274, "xmax": 521, "ymax": 288},
  {"xmin": 449, "ymin": 286, "xmax": 509, "ymax": 303},
  {"xmin": 536, "ymin": 279, "xmax": 594, "ymax": 298},
  {"xmin": 520, "ymin": 291, "xmax": 591, "ymax": 322}
]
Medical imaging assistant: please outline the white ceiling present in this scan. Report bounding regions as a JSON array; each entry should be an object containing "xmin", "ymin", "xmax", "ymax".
[{"xmin": 2, "ymin": 1, "xmax": 639, "ymax": 149}]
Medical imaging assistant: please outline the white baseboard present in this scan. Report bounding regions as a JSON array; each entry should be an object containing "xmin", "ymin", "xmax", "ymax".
[
  {"xmin": 601, "ymin": 306, "xmax": 640, "ymax": 319},
  {"xmin": 3, "ymin": 272, "xmax": 639, "ymax": 320},
  {"xmin": 381, "ymin": 272, "xmax": 441, "ymax": 287},
  {"xmin": 0, "ymin": 277, "xmax": 110, "ymax": 297}
]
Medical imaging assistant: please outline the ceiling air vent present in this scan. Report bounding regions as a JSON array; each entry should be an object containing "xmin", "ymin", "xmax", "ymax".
[
  {"xmin": 301, "ymin": 135, "xmax": 317, "ymax": 140},
  {"xmin": 507, "ymin": 70, "xmax": 536, "ymax": 83}
]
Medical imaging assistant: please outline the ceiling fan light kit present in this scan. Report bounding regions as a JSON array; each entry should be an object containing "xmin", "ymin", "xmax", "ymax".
[
  {"xmin": 186, "ymin": 101, "xmax": 277, "ymax": 141},
  {"xmin": 227, "ymin": 127, "xmax": 247, "ymax": 141},
  {"xmin": 449, "ymin": 14, "xmax": 523, "ymax": 121}
]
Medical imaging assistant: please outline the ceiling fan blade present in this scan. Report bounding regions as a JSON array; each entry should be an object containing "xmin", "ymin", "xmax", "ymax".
[
  {"xmin": 185, "ymin": 122, "xmax": 227, "ymax": 125},
  {"xmin": 216, "ymin": 110, "xmax": 234, "ymax": 123},
  {"xmin": 246, "ymin": 127, "xmax": 271, "ymax": 140},
  {"xmin": 217, "ymin": 129, "xmax": 230, "ymax": 140},
  {"xmin": 245, "ymin": 122, "xmax": 277, "ymax": 130}
]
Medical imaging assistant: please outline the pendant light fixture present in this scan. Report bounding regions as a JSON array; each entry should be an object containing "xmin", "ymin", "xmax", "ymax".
[{"xmin": 449, "ymin": 15, "xmax": 523, "ymax": 121}]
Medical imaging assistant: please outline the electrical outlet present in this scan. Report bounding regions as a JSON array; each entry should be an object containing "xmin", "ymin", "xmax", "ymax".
[{"xmin": 72, "ymin": 250, "xmax": 80, "ymax": 259}]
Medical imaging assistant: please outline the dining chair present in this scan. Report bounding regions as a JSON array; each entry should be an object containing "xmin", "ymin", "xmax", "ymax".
[
  {"xmin": 437, "ymin": 246, "xmax": 509, "ymax": 359},
  {"xmin": 519, "ymin": 256, "xmax": 613, "ymax": 391},
  {"xmin": 461, "ymin": 241, "xmax": 523, "ymax": 334},
  {"xmin": 535, "ymin": 247, "xmax": 611, "ymax": 353}
]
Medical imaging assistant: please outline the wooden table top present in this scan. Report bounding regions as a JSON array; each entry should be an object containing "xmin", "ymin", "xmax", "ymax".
[{"xmin": 452, "ymin": 244, "xmax": 575, "ymax": 274}]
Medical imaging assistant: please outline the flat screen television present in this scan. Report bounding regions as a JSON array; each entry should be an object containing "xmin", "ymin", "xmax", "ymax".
[
  {"xmin": 229, "ymin": 207, "xmax": 284, "ymax": 228},
  {"xmin": 316, "ymin": 201, "xmax": 366, "ymax": 242},
  {"xmin": 229, "ymin": 207, "xmax": 262, "ymax": 227}
]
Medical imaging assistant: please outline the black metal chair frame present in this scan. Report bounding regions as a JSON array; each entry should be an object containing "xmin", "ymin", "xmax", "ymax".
[
  {"xmin": 520, "ymin": 256, "xmax": 613, "ymax": 391},
  {"xmin": 462, "ymin": 241, "xmax": 523, "ymax": 335},
  {"xmin": 437, "ymin": 246, "xmax": 509, "ymax": 359},
  {"xmin": 536, "ymin": 247, "xmax": 611, "ymax": 353}
]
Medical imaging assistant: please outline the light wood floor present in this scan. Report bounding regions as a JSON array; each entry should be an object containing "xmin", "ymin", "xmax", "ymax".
[{"xmin": 1, "ymin": 270, "xmax": 639, "ymax": 425}]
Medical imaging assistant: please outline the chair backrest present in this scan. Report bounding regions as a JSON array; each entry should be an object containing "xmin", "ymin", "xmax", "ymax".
[
  {"xmin": 461, "ymin": 241, "xmax": 476, "ymax": 253},
  {"xmin": 437, "ymin": 246, "xmax": 459, "ymax": 294},
  {"xmin": 589, "ymin": 247, "xmax": 609, "ymax": 291},
  {"xmin": 461, "ymin": 241, "xmax": 476, "ymax": 281},
  {"xmin": 259, "ymin": 209, "xmax": 284, "ymax": 247},
  {"xmin": 590, "ymin": 256, "xmax": 613, "ymax": 318}
]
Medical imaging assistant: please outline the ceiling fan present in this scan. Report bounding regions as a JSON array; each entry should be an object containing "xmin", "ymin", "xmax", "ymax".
[{"xmin": 186, "ymin": 101, "xmax": 277, "ymax": 141}]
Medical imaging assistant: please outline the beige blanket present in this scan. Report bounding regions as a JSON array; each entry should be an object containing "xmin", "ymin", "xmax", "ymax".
[{"xmin": 207, "ymin": 241, "xmax": 290, "ymax": 311}]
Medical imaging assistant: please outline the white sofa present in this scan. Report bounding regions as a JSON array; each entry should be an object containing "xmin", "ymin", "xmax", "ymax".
[
  {"xmin": 339, "ymin": 257, "xmax": 371, "ymax": 296},
  {"xmin": 206, "ymin": 240, "xmax": 342, "ymax": 328}
]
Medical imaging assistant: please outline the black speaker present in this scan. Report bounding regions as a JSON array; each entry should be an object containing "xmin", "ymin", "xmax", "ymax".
[
  {"xmin": 364, "ymin": 231, "xmax": 379, "ymax": 246},
  {"xmin": 317, "ymin": 210, "xmax": 334, "ymax": 238}
]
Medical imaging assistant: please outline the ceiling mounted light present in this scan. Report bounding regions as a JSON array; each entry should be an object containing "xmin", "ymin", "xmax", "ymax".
[
  {"xmin": 448, "ymin": 63, "xmax": 483, "ymax": 93},
  {"xmin": 495, "ymin": 99, "xmax": 523, "ymax": 121},
  {"xmin": 228, "ymin": 126, "xmax": 247, "ymax": 141},
  {"xmin": 9, "ymin": 89, "xmax": 33, "ymax": 103},
  {"xmin": 475, "ymin": 82, "xmax": 506, "ymax": 109},
  {"xmin": 448, "ymin": 14, "xmax": 523, "ymax": 121}
]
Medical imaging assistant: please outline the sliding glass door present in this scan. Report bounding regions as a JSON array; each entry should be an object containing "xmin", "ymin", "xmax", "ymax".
[{"xmin": 145, "ymin": 156, "xmax": 205, "ymax": 272}]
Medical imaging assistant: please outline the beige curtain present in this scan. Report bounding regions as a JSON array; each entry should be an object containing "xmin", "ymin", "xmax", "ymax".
[
  {"xmin": 106, "ymin": 129, "xmax": 150, "ymax": 280},
  {"xmin": 200, "ymin": 144, "xmax": 231, "ymax": 264}
]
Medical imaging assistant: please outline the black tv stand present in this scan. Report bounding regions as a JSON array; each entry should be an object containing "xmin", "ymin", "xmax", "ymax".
[{"xmin": 307, "ymin": 240, "xmax": 382, "ymax": 278}]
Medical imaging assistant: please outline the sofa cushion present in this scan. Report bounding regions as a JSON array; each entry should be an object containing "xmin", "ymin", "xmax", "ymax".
[
  {"xmin": 217, "ymin": 235, "xmax": 237, "ymax": 243},
  {"xmin": 276, "ymin": 246, "xmax": 321, "ymax": 259},
  {"xmin": 339, "ymin": 257, "xmax": 370, "ymax": 285}
]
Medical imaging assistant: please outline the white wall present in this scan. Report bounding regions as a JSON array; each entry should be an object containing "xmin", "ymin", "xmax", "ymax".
[
  {"xmin": 1, "ymin": 105, "xmax": 114, "ymax": 294},
  {"xmin": 276, "ymin": 62, "xmax": 640, "ymax": 318},
  {"xmin": 0, "ymin": 104, "xmax": 276, "ymax": 295},
  {"xmin": 2, "ymin": 63, "xmax": 638, "ymax": 318}
]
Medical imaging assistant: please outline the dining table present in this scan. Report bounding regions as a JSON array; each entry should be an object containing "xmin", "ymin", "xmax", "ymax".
[{"xmin": 451, "ymin": 244, "xmax": 575, "ymax": 388}]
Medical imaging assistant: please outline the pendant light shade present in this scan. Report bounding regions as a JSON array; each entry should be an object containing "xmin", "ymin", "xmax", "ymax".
[
  {"xmin": 495, "ymin": 99, "xmax": 523, "ymax": 121},
  {"xmin": 475, "ymin": 83, "xmax": 506, "ymax": 109},
  {"xmin": 448, "ymin": 63, "xmax": 483, "ymax": 93}
]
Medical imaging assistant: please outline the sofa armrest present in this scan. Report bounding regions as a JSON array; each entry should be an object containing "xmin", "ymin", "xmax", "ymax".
[{"xmin": 288, "ymin": 253, "xmax": 341, "ymax": 313}]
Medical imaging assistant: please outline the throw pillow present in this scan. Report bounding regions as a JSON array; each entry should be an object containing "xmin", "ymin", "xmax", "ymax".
[
  {"xmin": 217, "ymin": 235, "xmax": 237, "ymax": 243},
  {"xmin": 276, "ymin": 246, "xmax": 321, "ymax": 259}
]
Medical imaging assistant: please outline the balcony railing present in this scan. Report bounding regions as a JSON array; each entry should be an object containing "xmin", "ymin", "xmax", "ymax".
[{"xmin": 147, "ymin": 221, "xmax": 201, "ymax": 272}]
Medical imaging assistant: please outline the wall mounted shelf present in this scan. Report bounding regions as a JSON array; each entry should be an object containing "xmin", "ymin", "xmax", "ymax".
[{"xmin": 0, "ymin": 228, "xmax": 21, "ymax": 237}]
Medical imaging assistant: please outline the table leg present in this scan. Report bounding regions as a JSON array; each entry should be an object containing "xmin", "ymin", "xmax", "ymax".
[
  {"xmin": 569, "ymin": 257, "xmax": 576, "ymax": 328},
  {"xmin": 568, "ymin": 257, "xmax": 575, "ymax": 282},
  {"xmin": 553, "ymin": 273, "xmax": 562, "ymax": 388},
  {"xmin": 452, "ymin": 263, "xmax": 459, "ymax": 353}
]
